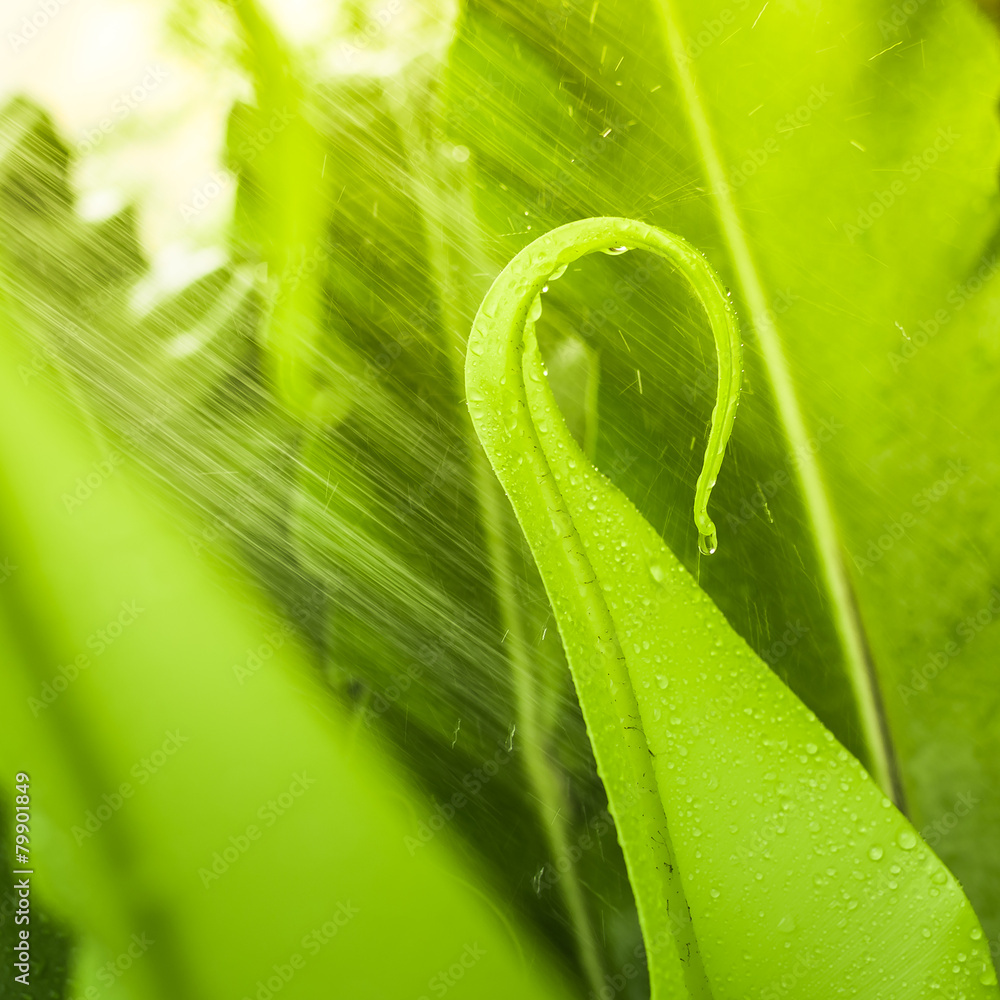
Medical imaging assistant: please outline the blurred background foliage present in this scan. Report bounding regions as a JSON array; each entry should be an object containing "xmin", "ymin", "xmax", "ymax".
[{"xmin": 1, "ymin": 0, "xmax": 1000, "ymax": 996}]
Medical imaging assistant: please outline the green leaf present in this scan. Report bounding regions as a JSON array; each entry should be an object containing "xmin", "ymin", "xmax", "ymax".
[
  {"xmin": 0, "ymin": 267, "xmax": 575, "ymax": 1000},
  {"xmin": 466, "ymin": 215, "xmax": 998, "ymax": 998},
  {"xmin": 445, "ymin": 0, "xmax": 1000, "ymax": 950}
]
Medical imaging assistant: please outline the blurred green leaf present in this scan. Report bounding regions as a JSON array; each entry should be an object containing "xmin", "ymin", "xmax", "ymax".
[{"xmin": 0, "ymin": 275, "xmax": 575, "ymax": 1000}]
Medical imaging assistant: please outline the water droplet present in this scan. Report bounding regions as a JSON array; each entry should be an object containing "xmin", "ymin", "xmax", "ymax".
[
  {"xmin": 898, "ymin": 831, "xmax": 917, "ymax": 850},
  {"xmin": 777, "ymin": 915, "xmax": 796, "ymax": 933},
  {"xmin": 869, "ymin": 846, "xmax": 883, "ymax": 861},
  {"xmin": 549, "ymin": 264, "xmax": 568, "ymax": 281},
  {"xmin": 805, "ymin": 742, "xmax": 818, "ymax": 755},
  {"xmin": 602, "ymin": 245, "xmax": 630, "ymax": 255}
]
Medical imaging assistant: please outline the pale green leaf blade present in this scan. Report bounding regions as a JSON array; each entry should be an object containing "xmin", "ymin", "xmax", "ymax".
[{"xmin": 0, "ymin": 302, "xmax": 576, "ymax": 1000}]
